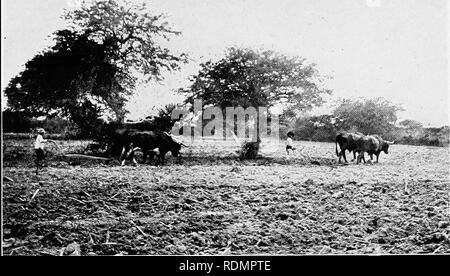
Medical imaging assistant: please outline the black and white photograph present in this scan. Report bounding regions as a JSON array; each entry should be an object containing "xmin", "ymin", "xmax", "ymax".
[{"xmin": 1, "ymin": 0, "xmax": 449, "ymax": 263}]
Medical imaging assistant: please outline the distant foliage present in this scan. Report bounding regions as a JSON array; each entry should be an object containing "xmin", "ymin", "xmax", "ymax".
[
  {"xmin": 279, "ymin": 98, "xmax": 448, "ymax": 147},
  {"xmin": 2, "ymin": 109, "xmax": 81, "ymax": 138},
  {"xmin": 391, "ymin": 125, "xmax": 449, "ymax": 147},
  {"xmin": 2, "ymin": 110, "xmax": 33, "ymax": 133},
  {"xmin": 333, "ymin": 97, "xmax": 403, "ymax": 135},
  {"xmin": 399, "ymin": 119, "xmax": 423, "ymax": 130},
  {"xmin": 283, "ymin": 114, "xmax": 338, "ymax": 142}
]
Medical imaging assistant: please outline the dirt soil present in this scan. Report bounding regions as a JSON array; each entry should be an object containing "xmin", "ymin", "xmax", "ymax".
[{"xmin": 2, "ymin": 138, "xmax": 449, "ymax": 255}]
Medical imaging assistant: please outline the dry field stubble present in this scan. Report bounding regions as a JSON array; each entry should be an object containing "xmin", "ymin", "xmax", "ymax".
[{"xmin": 2, "ymin": 138, "xmax": 449, "ymax": 255}]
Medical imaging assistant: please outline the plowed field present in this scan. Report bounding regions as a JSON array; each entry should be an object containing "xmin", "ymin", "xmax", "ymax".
[{"xmin": 3, "ymin": 138, "xmax": 449, "ymax": 255}]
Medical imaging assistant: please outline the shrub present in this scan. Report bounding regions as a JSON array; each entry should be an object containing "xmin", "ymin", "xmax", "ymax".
[{"xmin": 239, "ymin": 141, "xmax": 260, "ymax": 160}]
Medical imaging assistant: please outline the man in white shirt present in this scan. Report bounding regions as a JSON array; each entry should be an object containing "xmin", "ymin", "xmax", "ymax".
[
  {"xmin": 34, "ymin": 128, "xmax": 47, "ymax": 174},
  {"xmin": 286, "ymin": 131, "xmax": 297, "ymax": 155},
  {"xmin": 285, "ymin": 131, "xmax": 311, "ymax": 161}
]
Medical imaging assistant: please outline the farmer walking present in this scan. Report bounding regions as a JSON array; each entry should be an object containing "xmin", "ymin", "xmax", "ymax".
[
  {"xmin": 286, "ymin": 131, "xmax": 297, "ymax": 155},
  {"xmin": 285, "ymin": 131, "xmax": 309, "ymax": 161},
  {"xmin": 34, "ymin": 128, "xmax": 47, "ymax": 175}
]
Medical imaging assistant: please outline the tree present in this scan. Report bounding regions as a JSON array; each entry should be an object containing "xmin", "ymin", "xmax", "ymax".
[
  {"xmin": 4, "ymin": 30, "xmax": 123, "ymax": 136},
  {"xmin": 290, "ymin": 114, "xmax": 338, "ymax": 142},
  {"xmin": 180, "ymin": 47, "xmax": 331, "ymax": 110},
  {"xmin": 399, "ymin": 119, "xmax": 423, "ymax": 130},
  {"xmin": 333, "ymin": 97, "xmax": 403, "ymax": 135},
  {"xmin": 64, "ymin": 0, "xmax": 188, "ymax": 85},
  {"xmin": 4, "ymin": 0, "xmax": 187, "ymax": 136}
]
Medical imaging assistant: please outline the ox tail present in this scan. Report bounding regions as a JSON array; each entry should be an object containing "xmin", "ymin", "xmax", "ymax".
[{"xmin": 335, "ymin": 140, "xmax": 340, "ymax": 157}]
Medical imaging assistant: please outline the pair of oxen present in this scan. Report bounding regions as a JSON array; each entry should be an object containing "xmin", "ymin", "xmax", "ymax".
[
  {"xmin": 335, "ymin": 132, "xmax": 394, "ymax": 164},
  {"xmin": 108, "ymin": 128, "xmax": 187, "ymax": 166}
]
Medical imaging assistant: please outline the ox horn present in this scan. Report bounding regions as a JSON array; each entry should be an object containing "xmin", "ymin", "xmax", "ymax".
[
  {"xmin": 169, "ymin": 133, "xmax": 181, "ymax": 141},
  {"xmin": 386, "ymin": 140, "xmax": 395, "ymax": 145},
  {"xmin": 167, "ymin": 132, "xmax": 188, "ymax": 147}
]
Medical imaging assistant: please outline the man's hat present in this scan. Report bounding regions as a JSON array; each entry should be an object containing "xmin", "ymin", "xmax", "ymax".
[{"xmin": 36, "ymin": 128, "xmax": 46, "ymax": 134}]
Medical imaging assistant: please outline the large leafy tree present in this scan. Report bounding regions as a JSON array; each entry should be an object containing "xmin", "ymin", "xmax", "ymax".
[
  {"xmin": 4, "ymin": 0, "xmax": 187, "ymax": 135},
  {"xmin": 64, "ymin": 0, "xmax": 187, "ymax": 85},
  {"xmin": 333, "ymin": 97, "xmax": 404, "ymax": 135},
  {"xmin": 4, "ymin": 30, "xmax": 122, "ymax": 135},
  {"xmin": 180, "ymin": 47, "xmax": 331, "ymax": 110}
]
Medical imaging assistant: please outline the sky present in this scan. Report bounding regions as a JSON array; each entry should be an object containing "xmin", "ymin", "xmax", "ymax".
[{"xmin": 1, "ymin": 0, "xmax": 449, "ymax": 126}]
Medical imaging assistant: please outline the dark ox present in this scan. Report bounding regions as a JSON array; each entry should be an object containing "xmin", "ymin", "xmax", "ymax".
[
  {"xmin": 335, "ymin": 132, "xmax": 365, "ymax": 163},
  {"xmin": 113, "ymin": 129, "xmax": 184, "ymax": 165},
  {"xmin": 355, "ymin": 135, "xmax": 394, "ymax": 164}
]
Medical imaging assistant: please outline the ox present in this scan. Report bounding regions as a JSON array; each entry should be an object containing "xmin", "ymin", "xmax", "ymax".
[
  {"xmin": 335, "ymin": 132, "xmax": 365, "ymax": 163},
  {"xmin": 113, "ymin": 129, "xmax": 186, "ymax": 166},
  {"xmin": 355, "ymin": 135, "xmax": 394, "ymax": 164}
]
